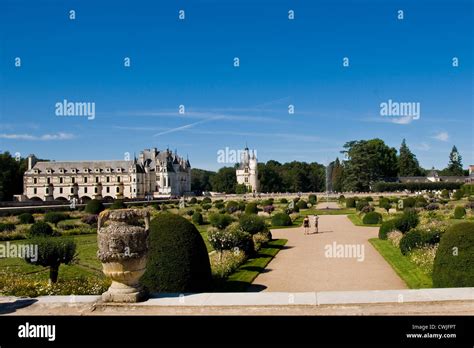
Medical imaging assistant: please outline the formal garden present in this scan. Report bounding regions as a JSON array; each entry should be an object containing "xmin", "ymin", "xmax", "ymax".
[{"xmin": 1, "ymin": 184, "xmax": 473, "ymax": 297}]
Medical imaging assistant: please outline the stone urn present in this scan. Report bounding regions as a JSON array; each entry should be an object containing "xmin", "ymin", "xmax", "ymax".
[{"xmin": 97, "ymin": 209, "xmax": 150, "ymax": 302}]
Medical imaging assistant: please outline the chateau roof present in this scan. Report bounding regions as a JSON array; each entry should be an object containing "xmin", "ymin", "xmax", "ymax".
[{"xmin": 27, "ymin": 160, "xmax": 138, "ymax": 174}]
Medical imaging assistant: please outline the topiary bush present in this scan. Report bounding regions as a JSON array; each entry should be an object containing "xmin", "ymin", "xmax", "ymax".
[
  {"xmin": 44, "ymin": 212, "xmax": 70, "ymax": 225},
  {"xmin": 394, "ymin": 209, "xmax": 419, "ymax": 233},
  {"xmin": 432, "ymin": 222, "xmax": 474, "ymax": 287},
  {"xmin": 296, "ymin": 200, "xmax": 308, "ymax": 209},
  {"xmin": 81, "ymin": 214, "xmax": 98, "ymax": 226},
  {"xmin": 141, "ymin": 214, "xmax": 212, "ymax": 292},
  {"xmin": 192, "ymin": 212, "xmax": 203, "ymax": 225},
  {"xmin": 308, "ymin": 194, "xmax": 317, "ymax": 204},
  {"xmin": 29, "ymin": 221, "xmax": 54, "ymax": 237},
  {"xmin": 25, "ymin": 237, "xmax": 76, "ymax": 283},
  {"xmin": 85, "ymin": 199, "xmax": 105, "ymax": 214},
  {"xmin": 18, "ymin": 213, "xmax": 35, "ymax": 224},
  {"xmin": 440, "ymin": 189, "xmax": 449, "ymax": 199},
  {"xmin": 426, "ymin": 203, "xmax": 439, "ymax": 211},
  {"xmin": 360, "ymin": 205, "xmax": 375, "ymax": 214},
  {"xmin": 245, "ymin": 202, "xmax": 258, "ymax": 215},
  {"xmin": 362, "ymin": 212, "xmax": 382, "ymax": 224},
  {"xmin": 201, "ymin": 203, "xmax": 212, "ymax": 211},
  {"xmin": 226, "ymin": 201, "xmax": 239, "ymax": 214},
  {"xmin": 399, "ymin": 229, "xmax": 423, "ymax": 255},
  {"xmin": 201, "ymin": 197, "xmax": 212, "ymax": 204},
  {"xmin": 214, "ymin": 202, "xmax": 225, "ymax": 209},
  {"xmin": 271, "ymin": 212, "xmax": 292, "ymax": 227},
  {"xmin": 356, "ymin": 200, "xmax": 369, "ymax": 212},
  {"xmin": 415, "ymin": 196, "xmax": 428, "ymax": 208},
  {"xmin": 346, "ymin": 198, "xmax": 356, "ymax": 208},
  {"xmin": 280, "ymin": 198, "xmax": 288, "ymax": 204},
  {"xmin": 189, "ymin": 197, "xmax": 197, "ymax": 204},
  {"xmin": 454, "ymin": 206, "xmax": 466, "ymax": 219},
  {"xmin": 109, "ymin": 200, "xmax": 125, "ymax": 210},
  {"xmin": 239, "ymin": 214, "xmax": 266, "ymax": 235},
  {"xmin": 379, "ymin": 198, "xmax": 392, "ymax": 212},
  {"xmin": 0, "ymin": 223, "xmax": 16, "ymax": 233},
  {"xmin": 378, "ymin": 219, "xmax": 397, "ymax": 240},
  {"xmin": 208, "ymin": 213, "xmax": 233, "ymax": 229}
]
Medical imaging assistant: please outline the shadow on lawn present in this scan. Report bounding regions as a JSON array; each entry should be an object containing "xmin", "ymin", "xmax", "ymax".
[{"xmin": 0, "ymin": 298, "xmax": 38, "ymax": 315}]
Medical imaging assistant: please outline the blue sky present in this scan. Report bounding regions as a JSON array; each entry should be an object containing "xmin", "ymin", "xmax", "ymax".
[{"xmin": 1, "ymin": 0, "xmax": 472, "ymax": 171}]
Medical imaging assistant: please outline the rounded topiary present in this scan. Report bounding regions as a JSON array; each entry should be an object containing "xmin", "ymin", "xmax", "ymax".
[
  {"xmin": 0, "ymin": 223, "xmax": 16, "ymax": 232},
  {"xmin": 245, "ymin": 202, "xmax": 258, "ymax": 215},
  {"xmin": 201, "ymin": 203, "xmax": 211, "ymax": 211},
  {"xmin": 189, "ymin": 197, "xmax": 197, "ymax": 204},
  {"xmin": 356, "ymin": 200, "xmax": 369, "ymax": 212},
  {"xmin": 454, "ymin": 206, "xmax": 466, "ymax": 219},
  {"xmin": 43, "ymin": 212, "xmax": 69, "ymax": 225},
  {"xmin": 362, "ymin": 211, "xmax": 382, "ymax": 224},
  {"xmin": 432, "ymin": 222, "xmax": 474, "ymax": 287},
  {"xmin": 141, "ymin": 214, "xmax": 212, "ymax": 292},
  {"xmin": 29, "ymin": 221, "xmax": 54, "ymax": 237},
  {"xmin": 379, "ymin": 198, "xmax": 391, "ymax": 212},
  {"xmin": 378, "ymin": 219, "xmax": 396, "ymax": 240},
  {"xmin": 109, "ymin": 200, "xmax": 125, "ymax": 210},
  {"xmin": 192, "ymin": 212, "xmax": 203, "ymax": 225},
  {"xmin": 280, "ymin": 198, "xmax": 288, "ymax": 204},
  {"xmin": 214, "ymin": 202, "xmax": 225, "ymax": 209},
  {"xmin": 85, "ymin": 199, "xmax": 105, "ymax": 214},
  {"xmin": 440, "ymin": 189, "xmax": 449, "ymax": 199},
  {"xmin": 346, "ymin": 198, "xmax": 356, "ymax": 208},
  {"xmin": 226, "ymin": 201, "xmax": 239, "ymax": 213},
  {"xmin": 297, "ymin": 200, "xmax": 308, "ymax": 209},
  {"xmin": 208, "ymin": 213, "xmax": 233, "ymax": 229},
  {"xmin": 394, "ymin": 209, "xmax": 419, "ymax": 233},
  {"xmin": 239, "ymin": 214, "xmax": 266, "ymax": 235},
  {"xmin": 399, "ymin": 229, "xmax": 423, "ymax": 255},
  {"xmin": 271, "ymin": 212, "xmax": 292, "ymax": 227},
  {"xmin": 18, "ymin": 213, "xmax": 35, "ymax": 224},
  {"xmin": 308, "ymin": 194, "xmax": 317, "ymax": 205},
  {"xmin": 201, "ymin": 197, "xmax": 212, "ymax": 204}
]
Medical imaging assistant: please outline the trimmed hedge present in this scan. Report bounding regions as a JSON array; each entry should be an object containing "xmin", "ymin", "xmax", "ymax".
[
  {"xmin": 18, "ymin": 213, "xmax": 35, "ymax": 224},
  {"xmin": 141, "ymin": 214, "xmax": 212, "ymax": 292},
  {"xmin": 245, "ymin": 202, "xmax": 258, "ymax": 215},
  {"xmin": 29, "ymin": 221, "xmax": 54, "ymax": 237},
  {"xmin": 362, "ymin": 212, "xmax": 382, "ymax": 224},
  {"xmin": 296, "ymin": 200, "xmax": 308, "ymax": 209},
  {"xmin": 208, "ymin": 213, "xmax": 233, "ymax": 229},
  {"xmin": 346, "ymin": 198, "xmax": 356, "ymax": 208},
  {"xmin": 226, "ymin": 201, "xmax": 239, "ymax": 213},
  {"xmin": 271, "ymin": 213, "xmax": 292, "ymax": 227},
  {"xmin": 239, "ymin": 214, "xmax": 266, "ymax": 235},
  {"xmin": 0, "ymin": 223, "xmax": 16, "ymax": 232},
  {"xmin": 432, "ymin": 222, "xmax": 474, "ymax": 287},
  {"xmin": 378, "ymin": 219, "xmax": 397, "ymax": 240},
  {"xmin": 394, "ymin": 209, "xmax": 419, "ymax": 233},
  {"xmin": 454, "ymin": 206, "xmax": 466, "ymax": 219},
  {"xmin": 356, "ymin": 200, "xmax": 369, "ymax": 212},
  {"xmin": 44, "ymin": 212, "xmax": 69, "ymax": 225},
  {"xmin": 192, "ymin": 212, "xmax": 204, "ymax": 225},
  {"xmin": 85, "ymin": 199, "xmax": 105, "ymax": 214},
  {"xmin": 109, "ymin": 200, "xmax": 125, "ymax": 210},
  {"xmin": 308, "ymin": 194, "xmax": 317, "ymax": 204}
]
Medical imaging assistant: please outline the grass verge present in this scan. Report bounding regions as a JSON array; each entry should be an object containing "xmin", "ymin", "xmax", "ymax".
[{"xmin": 369, "ymin": 238, "xmax": 432, "ymax": 289}]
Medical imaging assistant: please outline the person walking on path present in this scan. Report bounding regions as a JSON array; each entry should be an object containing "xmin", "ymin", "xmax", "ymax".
[
  {"xmin": 314, "ymin": 214, "xmax": 319, "ymax": 233},
  {"xmin": 303, "ymin": 216, "xmax": 310, "ymax": 235}
]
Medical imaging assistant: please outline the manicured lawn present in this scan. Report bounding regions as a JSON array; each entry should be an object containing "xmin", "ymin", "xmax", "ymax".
[
  {"xmin": 0, "ymin": 234, "xmax": 103, "ymax": 282},
  {"xmin": 369, "ymin": 238, "xmax": 432, "ymax": 289},
  {"xmin": 214, "ymin": 239, "xmax": 287, "ymax": 291},
  {"xmin": 194, "ymin": 223, "xmax": 213, "ymax": 252},
  {"xmin": 347, "ymin": 214, "xmax": 382, "ymax": 227}
]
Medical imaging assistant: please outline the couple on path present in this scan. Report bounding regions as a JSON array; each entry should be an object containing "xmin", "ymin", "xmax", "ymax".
[{"xmin": 303, "ymin": 215, "xmax": 319, "ymax": 235}]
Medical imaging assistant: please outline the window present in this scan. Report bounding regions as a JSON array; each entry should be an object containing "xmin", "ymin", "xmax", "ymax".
[
  {"xmin": 116, "ymin": 187, "xmax": 119, "ymax": 193},
  {"xmin": 47, "ymin": 178, "xmax": 51, "ymax": 184},
  {"xmin": 245, "ymin": 177, "xmax": 248, "ymax": 183},
  {"xmin": 59, "ymin": 188, "xmax": 63, "ymax": 194},
  {"xmin": 84, "ymin": 187, "xmax": 88, "ymax": 193},
  {"xmin": 106, "ymin": 176, "xmax": 110, "ymax": 183},
  {"xmin": 96, "ymin": 177, "xmax": 99, "ymax": 183},
  {"xmin": 72, "ymin": 177, "xmax": 75, "ymax": 184},
  {"xmin": 45, "ymin": 188, "xmax": 49, "ymax": 194},
  {"xmin": 117, "ymin": 176, "xmax": 121, "ymax": 183},
  {"xmin": 71, "ymin": 188, "xmax": 74, "ymax": 194},
  {"xmin": 95, "ymin": 187, "xmax": 98, "ymax": 193},
  {"xmin": 106, "ymin": 187, "xmax": 110, "ymax": 193},
  {"xmin": 60, "ymin": 177, "xmax": 63, "ymax": 184},
  {"xmin": 33, "ymin": 188, "xmax": 37, "ymax": 194},
  {"xmin": 33, "ymin": 178, "xmax": 37, "ymax": 184},
  {"xmin": 84, "ymin": 177, "xmax": 88, "ymax": 183}
]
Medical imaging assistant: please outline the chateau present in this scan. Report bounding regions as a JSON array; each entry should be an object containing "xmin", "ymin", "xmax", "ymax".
[
  {"xmin": 23, "ymin": 148, "xmax": 191, "ymax": 202},
  {"xmin": 236, "ymin": 147, "xmax": 259, "ymax": 193}
]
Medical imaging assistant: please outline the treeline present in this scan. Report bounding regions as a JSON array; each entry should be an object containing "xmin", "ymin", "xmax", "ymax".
[
  {"xmin": 191, "ymin": 160, "xmax": 326, "ymax": 194},
  {"xmin": 0, "ymin": 152, "xmax": 28, "ymax": 201},
  {"xmin": 373, "ymin": 182, "xmax": 463, "ymax": 192}
]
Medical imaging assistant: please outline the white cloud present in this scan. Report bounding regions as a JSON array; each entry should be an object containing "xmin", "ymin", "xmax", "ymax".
[
  {"xmin": 0, "ymin": 132, "xmax": 75, "ymax": 141},
  {"xmin": 413, "ymin": 142, "xmax": 431, "ymax": 151},
  {"xmin": 432, "ymin": 132, "xmax": 449, "ymax": 142}
]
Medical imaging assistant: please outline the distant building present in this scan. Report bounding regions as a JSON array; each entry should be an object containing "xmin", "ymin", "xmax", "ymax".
[
  {"xmin": 236, "ymin": 147, "xmax": 259, "ymax": 193},
  {"xmin": 23, "ymin": 148, "xmax": 191, "ymax": 202},
  {"xmin": 399, "ymin": 167, "xmax": 473, "ymax": 185}
]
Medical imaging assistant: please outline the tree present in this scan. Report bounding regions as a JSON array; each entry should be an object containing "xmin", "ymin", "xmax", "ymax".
[
  {"xmin": 0, "ymin": 152, "xmax": 27, "ymax": 201},
  {"xmin": 342, "ymin": 139, "xmax": 398, "ymax": 192},
  {"xmin": 331, "ymin": 158, "xmax": 344, "ymax": 192},
  {"xmin": 25, "ymin": 237, "xmax": 77, "ymax": 284},
  {"xmin": 398, "ymin": 139, "xmax": 423, "ymax": 176},
  {"xmin": 210, "ymin": 167, "xmax": 236, "ymax": 193},
  {"xmin": 235, "ymin": 183, "xmax": 248, "ymax": 194},
  {"xmin": 191, "ymin": 168, "xmax": 215, "ymax": 194},
  {"xmin": 445, "ymin": 146, "xmax": 464, "ymax": 176},
  {"xmin": 258, "ymin": 161, "xmax": 284, "ymax": 192}
]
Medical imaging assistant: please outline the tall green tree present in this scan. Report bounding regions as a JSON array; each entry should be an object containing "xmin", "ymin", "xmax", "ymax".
[
  {"xmin": 445, "ymin": 145, "xmax": 464, "ymax": 176},
  {"xmin": 0, "ymin": 152, "xmax": 27, "ymax": 201},
  {"xmin": 258, "ymin": 160, "xmax": 284, "ymax": 192},
  {"xmin": 210, "ymin": 167, "xmax": 237, "ymax": 193},
  {"xmin": 342, "ymin": 139, "xmax": 398, "ymax": 192},
  {"xmin": 398, "ymin": 139, "xmax": 423, "ymax": 176},
  {"xmin": 331, "ymin": 158, "xmax": 344, "ymax": 192},
  {"xmin": 191, "ymin": 168, "xmax": 215, "ymax": 194}
]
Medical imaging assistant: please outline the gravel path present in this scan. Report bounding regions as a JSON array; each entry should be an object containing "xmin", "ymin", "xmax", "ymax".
[{"xmin": 251, "ymin": 215, "xmax": 407, "ymax": 292}]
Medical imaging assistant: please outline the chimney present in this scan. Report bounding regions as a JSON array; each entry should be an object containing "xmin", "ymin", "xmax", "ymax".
[{"xmin": 27, "ymin": 154, "xmax": 37, "ymax": 170}]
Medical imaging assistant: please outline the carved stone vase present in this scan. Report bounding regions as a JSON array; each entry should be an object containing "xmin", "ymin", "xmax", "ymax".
[{"xmin": 97, "ymin": 209, "xmax": 150, "ymax": 302}]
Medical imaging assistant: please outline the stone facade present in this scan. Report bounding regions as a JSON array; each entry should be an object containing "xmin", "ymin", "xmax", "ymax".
[
  {"xmin": 399, "ymin": 168, "xmax": 473, "ymax": 184},
  {"xmin": 236, "ymin": 147, "xmax": 259, "ymax": 193},
  {"xmin": 23, "ymin": 148, "xmax": 191, "ymax": 201}
]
